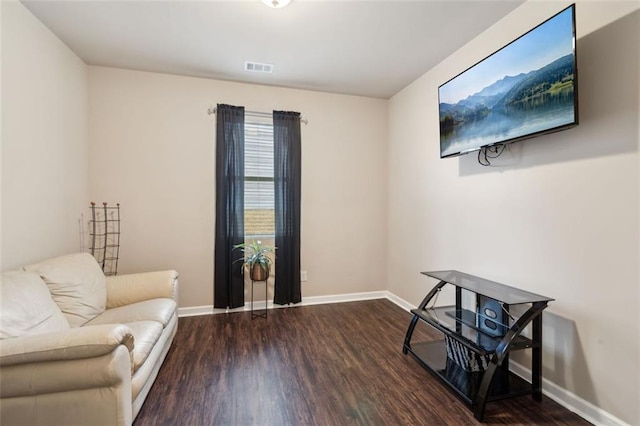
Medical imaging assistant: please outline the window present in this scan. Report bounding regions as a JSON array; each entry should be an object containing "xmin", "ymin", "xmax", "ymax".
[{"xmin": 244, "ymin": 116, "xmax": 274, "ymax": 236}]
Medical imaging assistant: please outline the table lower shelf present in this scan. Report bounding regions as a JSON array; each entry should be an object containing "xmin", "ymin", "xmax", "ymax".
[{"xmin": 405, "ymin": 340, "xmax": 533, "ymax": 405}]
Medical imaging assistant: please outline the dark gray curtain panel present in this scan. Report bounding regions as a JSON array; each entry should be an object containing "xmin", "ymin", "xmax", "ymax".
[
  {"xmin": 273, "ymin": 110, "xmax": 302, "ymax": 305},
  {"xmin": 214, "ymin": 104, "xmax": 245, "ymax": 309}
]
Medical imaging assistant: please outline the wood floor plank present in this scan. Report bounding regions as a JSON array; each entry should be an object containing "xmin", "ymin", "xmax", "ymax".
[{"xmin": 134, "ymin": 299, "xmax": 590, "ymax": 426}]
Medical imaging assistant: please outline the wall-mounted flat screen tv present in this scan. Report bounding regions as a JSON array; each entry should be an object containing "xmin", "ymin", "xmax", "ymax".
[{"xmin": 439, "ymin": 4, "xmax": 578, "ymax": 158}]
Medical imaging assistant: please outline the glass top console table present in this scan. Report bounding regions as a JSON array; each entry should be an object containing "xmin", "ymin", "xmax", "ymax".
[{"xmin": 402, "ymin": 270, "xmax": 554, "ymax": 421}]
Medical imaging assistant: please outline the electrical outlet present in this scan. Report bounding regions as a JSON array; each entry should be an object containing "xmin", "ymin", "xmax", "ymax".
[{"xmin": 300, "ymin": 271, "xmax": 308, "ymax": 282}]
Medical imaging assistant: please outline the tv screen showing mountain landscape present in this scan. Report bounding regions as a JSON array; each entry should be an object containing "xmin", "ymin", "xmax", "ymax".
[{"xmin": 439, "ymin": 5, "xmax": 577, "ymax": 158}]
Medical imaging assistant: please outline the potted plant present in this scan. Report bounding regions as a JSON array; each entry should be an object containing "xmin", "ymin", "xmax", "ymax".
[{"xmin": 233, "ymin": 240, "xmax": 276, "ymax": 281}]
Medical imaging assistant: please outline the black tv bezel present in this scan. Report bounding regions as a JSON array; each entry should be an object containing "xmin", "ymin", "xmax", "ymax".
[{"xmin": 438, "ymin": 4, "xmax": 579, "ymax": 159}]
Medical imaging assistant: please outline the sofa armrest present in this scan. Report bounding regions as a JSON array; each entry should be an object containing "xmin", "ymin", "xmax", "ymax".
[
  {"xmin": 106, "ymin": 270, "xmax": 178, "ymax": 309},
  {"xmin": 0, "ymin": 324, "xmax": 134, "ymax": 367}
]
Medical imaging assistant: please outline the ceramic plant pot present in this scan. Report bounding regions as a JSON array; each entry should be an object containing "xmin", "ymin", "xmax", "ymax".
[{"xmin": 250, "ymin": 263, "xmax": 270, "ymax": 281}]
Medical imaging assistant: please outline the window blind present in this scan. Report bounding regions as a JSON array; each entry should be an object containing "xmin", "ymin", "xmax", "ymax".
[{"xmin": 244, "ymin": 116, "xmax": 274, "ymax": 236}]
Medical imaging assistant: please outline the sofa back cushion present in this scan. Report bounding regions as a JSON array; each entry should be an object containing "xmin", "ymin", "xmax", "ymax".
[
  {"xmin": 0, "ymin": 271, "xmax": 70, "ymax": 339},
  {"xmin": 24, "ymin": 253, "xmax": 107, "ymax": 327}
]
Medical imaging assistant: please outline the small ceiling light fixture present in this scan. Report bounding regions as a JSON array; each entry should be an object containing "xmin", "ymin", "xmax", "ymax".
[{"xmin": 261, "ymin": 0, "xmax": 291, "ymax": 8}]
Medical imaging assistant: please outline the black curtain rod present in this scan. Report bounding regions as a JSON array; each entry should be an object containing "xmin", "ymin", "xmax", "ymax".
[{"xmin": 207, "ymin": 107, "xmax": 308, "ymax": 125}]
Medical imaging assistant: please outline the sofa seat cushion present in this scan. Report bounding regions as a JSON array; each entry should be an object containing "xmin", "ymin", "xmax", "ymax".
[
  {"xmin": 23, "ymin": 253, "xmax": 106, "ymax": 327},
  {"xmin": 0, "ymin": 271, "xmax": 70, "ymax": 339},
  {"xmin": 85, "ymin": 299, "xmax": 176, "ymax": 329},
  {"xmin": 124, "ymin": 321, "xmax": 163, "ymax": 373}
]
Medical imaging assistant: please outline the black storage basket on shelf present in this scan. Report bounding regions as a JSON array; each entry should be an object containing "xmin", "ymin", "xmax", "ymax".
[{"xmin": 445, "ymin": 335, "xmax": 490, "ymax": 372}]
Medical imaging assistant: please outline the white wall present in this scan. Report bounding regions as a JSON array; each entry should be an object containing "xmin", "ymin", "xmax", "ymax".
[
  {"xmin": 388, "ymin": 1, "xmax": 639, "ymax": 424},
  {"xmin": 88, "ymin": 67, "xmax": 388, "ymax": 309},
  {"xmin": 0, "ymin": 1, "xmax": 88, "ymax": 270}
]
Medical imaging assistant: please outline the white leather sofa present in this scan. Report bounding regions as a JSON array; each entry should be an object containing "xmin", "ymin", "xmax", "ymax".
[{"xmin": 0, "ymin": 253, "xmax": 178, "ymax": 425}]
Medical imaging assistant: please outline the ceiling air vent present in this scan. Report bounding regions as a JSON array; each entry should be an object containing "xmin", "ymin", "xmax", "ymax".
[{"xmin": 244, "ymin": 61, "xmax": 274, "ymax": 73}]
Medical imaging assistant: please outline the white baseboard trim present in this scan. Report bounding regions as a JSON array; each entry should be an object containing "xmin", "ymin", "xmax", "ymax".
[
  {"xmin": 300, "ymin": 290, "xmax": 388, "ymax": 306},
  {"xmin": 177, "ymin": 290, "xmax": 625, "ymax": 425},
  {"xmin": 177, "ymin": 290, "xmax": 389, "ymax": 317},
  {"xmin": 509, "ymin": 362, "xmax": 629, "ymax": 426},
  {"xmin": 384, "ymin": 291, "xmax": 416, "ymax": 312}
]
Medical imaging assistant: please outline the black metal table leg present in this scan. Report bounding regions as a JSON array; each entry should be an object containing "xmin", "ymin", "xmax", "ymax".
[
  {"xmin": 532, "ymin": 314, "xmax": 543, "ymax": 401},
  {"xmin": 403, "ymin": 314, "xmax": 420, "ymax": 354},
  {"xmin": 403, "ymin": 280, "xmax": 447, "ymax": 354},
  {"xmin": 251, "ymin": 279, "xmax": 268, "ymax": 320}
]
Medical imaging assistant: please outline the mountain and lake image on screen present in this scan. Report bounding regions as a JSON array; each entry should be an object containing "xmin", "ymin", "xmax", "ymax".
[{"xmin": 439, "ymin": 6, "xmax": 577, "ymax": 158}]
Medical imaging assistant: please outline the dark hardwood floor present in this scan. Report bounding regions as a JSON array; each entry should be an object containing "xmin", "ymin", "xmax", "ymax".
[{"xmin": 134, "ymin": 299, "xmax": 589, "ymax": 425}]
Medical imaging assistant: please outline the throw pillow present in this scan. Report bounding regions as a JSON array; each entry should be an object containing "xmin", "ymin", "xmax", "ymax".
[
  {"xmin": 24, "ymin": 253, "xmax": 107, "ymax": 327},
  {"xmin": 0, "ymin": 270, "xmax": 70, "ymax": 339}
]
